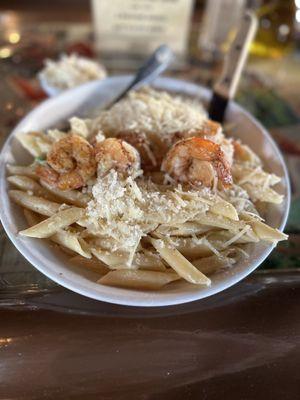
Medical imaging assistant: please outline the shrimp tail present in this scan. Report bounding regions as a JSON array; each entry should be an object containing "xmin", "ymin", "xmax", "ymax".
[{"xmin": 214, "ymin": 159, "xmax": 233, "ymax": 188}]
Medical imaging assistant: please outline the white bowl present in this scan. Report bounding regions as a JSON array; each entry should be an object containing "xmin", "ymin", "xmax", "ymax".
[{"xmin": 0, "ymin": 76, "xmax": 290, "ymax": 307}]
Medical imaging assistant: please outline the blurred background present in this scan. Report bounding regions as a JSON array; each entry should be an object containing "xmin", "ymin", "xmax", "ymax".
[{"xmin": 0, "ymin": 0, "xmax": 299, "ymax": 291}]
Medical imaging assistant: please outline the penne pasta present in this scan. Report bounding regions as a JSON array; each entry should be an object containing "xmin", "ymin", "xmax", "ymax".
[
  {"xmin": 91, "ymin": 247, "xmax": 133, "ymax": 269},
  {"xmin": 196, "ymin": 212, "xmax": 245, "ymax": 232},
  {"xmin": 155, "ymin": 222, "xmax": 211, "ymax": 237},
  {"xmin": 40, "ymin": 180, "xmax": 91, "ymax": 207},
  {"xmin": 246, "ymin": 218, "xmax": 288, "ymax": 242},
  {"xmin": 233, "ymin": 165, "xmax": 280, "ymax": 186},
  {"xmin": 9, "ymin": 190, "xmax": 61, "ymax": 216},
  {"xmin": 23, "ymin": 208, "xmax": 90, "ymax": 256},
  {"xmin": 47, "ymin": 128, "xmax": 67, "ymax": 141},
  {"xmin": 70, "ymin": 255, "xmax": 109, "ymax": 274},
  {"xmin": 8, "ymin": 175, "xmax": 54, "ymax": 199},
  {"xmin": 208, "ymin": 229, "xmax": 259, "ymax": 245},
  {"xmin": 242, "ymin": 183, "xmax": 284, "ymax": 204},
  {"xmin": 132, "ymin": 250, "xmax": 166, "ymax": 271},
  {"xmin": 17, "ymin": 131, "xmax": 53, "ymax": 157},
  {"xmin": 99, "ymin": 269, "xmax": 180, "ymax": 290},
  {"xmin": 51, "ymin": 229, "xmax": 91, "ymax": 258},
  {"xmin": 192, "ymin": 253, "xmax": 235, "ymax": 275},
  {"xmin": 150, "ymin": 238, "xmax": 211, "ymax": 286},
  {"xmin": 174, "ymin": 237, "xmax": 218, "ymax": 259},
  {"xmin": 7, "ymin": 164, "xmax": 38, "ymax": 179},
  {"xmin": 210, "ymin": 199, "xmax": 239, "ymax": 221},
  {"xmin": 19, "ymin": 207, "xmax": 84, "ymax": 238}
]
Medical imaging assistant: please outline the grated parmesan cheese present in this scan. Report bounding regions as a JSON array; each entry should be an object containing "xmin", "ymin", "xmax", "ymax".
[
  {"xmin": 86, "ymin": 170, "xmax": 212, "ymax": 263},
  {"xmin": 84, "ymin": 166, "xmax": 263, "ymax": 266},
  {"xmin": 69, "ymin": 117, "xmax": 93, "ymax": 138},
  {"xmin": 93, "ymin": 88, "xmax": 208, "ymax": 141},
  {"xmin": 40, "ymin": 53, "xmax": 107, "ymax": 90}
]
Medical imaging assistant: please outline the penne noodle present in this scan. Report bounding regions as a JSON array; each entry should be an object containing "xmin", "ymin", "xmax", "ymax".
[
  {"xmin": 196, "ymin": 212, "xmax": 245, "ymax": 232},
  {"xmin": 47, "ymin": 128, "xmax": 67, "ymax": 141},
  {"xmin": 98, "ymin": 269, "xmax": 180, "ymax": 290},
  {"xmin": 40, "ymin": 180, "xmax": 91, "ymax": 207},
  {"xmin": 155, "ymin": 222, "xmax": 211, "ymax": 237},
  {"xmin": 174, "ymin": 237, "xmax": 217, "ymax": 259},
  {"xmin": 132, "ymin": 250, "xmax": 166, "ymax": 271},
  {"xmin": 7, "ymin": 164, "xmax": 38, "ymax": 179},
  {"xmin": 17, "ymin": 131, "xmax": 53, "ymax": 157},
  {"xmin": 242, "ymin": 184, "xmax": 283, "ymax": 204},
  {"xmin": 240, "ymin": 214, "xmax": 287, "ymax": 242},
  {"xmin": 192, "ymin": 253, "xmax": 235, "ymax": 275},
  {"xmin": 8, "ymin": 175, "xmax": 54, "ymax": 199},
  {"xmin": 247, "ymin": 219, "xmax": 288, "ymax": 242},
  {"xmin": 233, "ymin": 165, "xmax": 280, "ymax": 187},
  {"xmin": 91, "ymin": 247, "xmax": 133, "ymax": 269},
  {"xmin": 150, "ymin": 238, "xmax": 211, "ymax": 286},
  {"xmin": 70, "ymin": 255, "xmax": 109, "ymax": 274},
  {"xmin": 23, "ymin": 208, "xmax": 90, "ymax": 257},
  {"xmin": 51, "ymin": 229, "xmax": 91, "ymax": 258},
  {"xmin": 9, "ymin": 190, "xmax": 61, "ymax": 216},
  {"xmin": 208, "ymin": 230, "xmax": 259, "ymax": 244},
  {"xmin": 210, "ymin": 199, "xmax": 239, "ymax": 221},
  {"xmin": 19, "ymin": 207, "xmax": 84, "ymax": 238}
]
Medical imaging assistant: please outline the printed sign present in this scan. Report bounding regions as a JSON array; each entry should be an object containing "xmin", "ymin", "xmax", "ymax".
[{"xmin": 92, "ymin": 0, "xmax": 194, "ymax": 60}]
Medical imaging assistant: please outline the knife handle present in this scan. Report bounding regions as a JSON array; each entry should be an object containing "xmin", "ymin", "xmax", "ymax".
[{"xmin": 213, "ymin": 11, "xmax": 258, "ymax": 100}]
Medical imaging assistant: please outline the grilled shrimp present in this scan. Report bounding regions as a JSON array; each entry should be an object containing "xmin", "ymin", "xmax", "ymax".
[
  {"xmin": 94, "ymin": 138, "xmax": 140, "ymax": 176},
  {"xmin": 36, "ymin": 134, "xmax": 96, "ymax": 190},
  {"xmin": 161, "ymin": 137, "xmax": 233, "ymax": 188}
]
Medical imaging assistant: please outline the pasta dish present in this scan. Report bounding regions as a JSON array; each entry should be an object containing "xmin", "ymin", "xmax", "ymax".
[{"xmin": 7, "ymin": 88, "xmax": 287, "ymax": 290}]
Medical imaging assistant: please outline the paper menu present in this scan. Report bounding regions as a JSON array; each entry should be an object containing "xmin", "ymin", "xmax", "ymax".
[{"xmin": 92, "ymin": 0, "xmax": 194, "ymax": 61}]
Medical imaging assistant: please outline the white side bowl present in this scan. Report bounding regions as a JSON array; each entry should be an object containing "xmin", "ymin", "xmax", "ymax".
[
  {"xmin": 39, "ymin": 73, "xmax": 63, "ymax": 97},
  {"xmin": 0, "ymin": 76, "xmax": 290, "ymax": 307}
]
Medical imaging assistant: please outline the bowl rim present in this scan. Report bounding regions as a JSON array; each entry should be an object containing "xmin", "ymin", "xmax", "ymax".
[{"xmin": 0, "ymin": 76, "xmax": 291, "ymax": 307}]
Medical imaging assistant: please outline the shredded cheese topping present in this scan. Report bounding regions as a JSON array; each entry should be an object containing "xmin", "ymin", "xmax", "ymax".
[
  {"xmin": 40, "ymin": 53, "xmax": 107, "ymax": 90},
  {"xmin": 86, "ymin": 170, "xmax": 213, "ymax": 252},
  {"xmin": 93, "ymin": 88, "xmax": 208, "ymax": 140}
]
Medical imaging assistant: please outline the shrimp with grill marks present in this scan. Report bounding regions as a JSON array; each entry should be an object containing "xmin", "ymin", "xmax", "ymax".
[
  {"xmin": 161, "ymin": 137, "xmax": 233, "ymax": 188},
  {"xmin": 36, "ymin": 134, "xmax": 96, "ymax": 190},
  {"xmin": 94, "ymin": 138, "xmax": 140, "ymax": 176}
]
